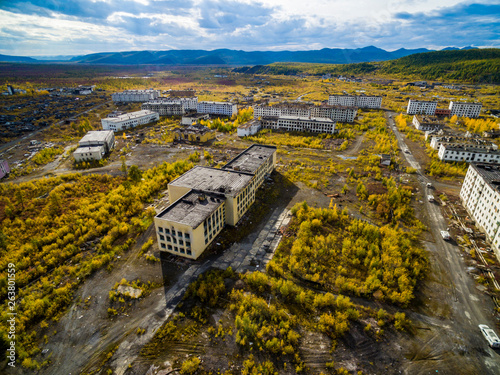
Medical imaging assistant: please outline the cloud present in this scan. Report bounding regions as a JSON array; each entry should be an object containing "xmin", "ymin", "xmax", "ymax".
[{"xmin": 0, "ymin": 0, "xmax": 498, "ymax": 56}]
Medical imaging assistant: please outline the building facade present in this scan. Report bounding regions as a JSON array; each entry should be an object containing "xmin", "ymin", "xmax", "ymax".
[
  {"xmin": 181, "ymin": 113, "xmax": 210, "ymax": 126},
  {"xmin": 328, "ymin": 95, "xmax": 382, "ymax": 109},
  {"xmin": 154, "ymin": 145, "xmax": 277, "ymax": 259},
  {"xmin": 310, "ymin": 105, "xmax": 357, "ymax": 123},
  {"xmin": 406, "ymin": 100, "xmax": 438, "ymax": 115},
  {"xmin": 237, "ymin": 119, "xmax": 261, "ymax": 137},
  {"xmin": 438, "ymin": 144, "xmax": 500, "ymax": 164},
  {"xmin": 0, "ymin": 160, "xmax": 10, "ymax": 179},
  {"xmin": 173, "ymin": 125, "xmax": 216, "ymax": 143},
  {"xmin": 261, "ymin": 116, "xmax": 336, "ymax": 134},
  {"xmin": 101, "ymin": 110, "xmax": 159, "ymax": 132},
  {"xmin": 111, "ymin": 90, "xmax": 160, "ymax": 103},
  {"xmin": 460, "ymin": 163, "xmax": 500, "ymax": 258},
  {"xmin": 449, "ymin": 101, "xmax": 482, "ymax": 118},
  {"xmin": 73, "ymin": 130, "xmax": 115, "ymax": 162},
  {"xmin": 197, "ymin": 101, "xmax": 237, "ymax": 117},
  {"xmin": 412, "ymin": 115, "xmax": 444, "ymax": 132}
]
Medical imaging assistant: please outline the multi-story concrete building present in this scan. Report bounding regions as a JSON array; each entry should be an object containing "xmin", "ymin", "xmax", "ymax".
[
  {"xmin": 237, "ymin": 119, "xmax": 261, "ymax": 137},
  {"xmin": 406, "ymin": 100, "xmax": 438, "ymax": 115},
  {"xmin": 438, "ymin": 144, "xmax": 500, "ymax": 164},
  {"xmin": 254, "ymin": 103, "xmax": 357, "ymax": 123},
  {"xmin": 310, "ymin": 105, "xmax": 357, "ymax": 123},
  {"xmin": 174, "ymin": 125, "xmax": 215, "ymax": 143},
  {"xmin": 412, "ymin": 115, "xmax": 444, "ymax": 132},
  {"xmin": 73, "ymin": 130, "xmax": 115, "ymax": 162},
  {"xmin": 154, "ymin": 144, "xmax": 277, "ymax": 259},
  {"xmin": 328, "ymin": 94, "xmax": 382, "ymax": 109},
  {"xmin": 429, "ymin": 135, "xmax": 497, "ymax": 151},
  {"xmin": 253, "ymin": 103, "xmax": 312, "ymax": 119},
  {"xmin": 261, "ymin": 116, "xmax": 336, "ymax": 134},
  {"xmin": 449, "ymin": 101, "xmax": 482, "ymax": 118},
  {"xmin": 460, "ymin": 163, "xmax": 500, "ymax": 258},
  {"xmin": 111, "ymin": 90, "xmax": 160, "ymax": 103},
  {"xmin": 101, "ymin": 110, "xmax": 159, "ymax": 132},
  {"xmin": 197, "ymin": 101, "xmax": 237, "ymax": 117},
  {"xmin": 141, "ymin": 97, "xmax": 198, "ymax": 116}
]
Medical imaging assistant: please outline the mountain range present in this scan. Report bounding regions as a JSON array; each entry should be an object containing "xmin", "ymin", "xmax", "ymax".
[{"xmin": 0, "ymin": 46, "xmax": 478, "ymax": 65}]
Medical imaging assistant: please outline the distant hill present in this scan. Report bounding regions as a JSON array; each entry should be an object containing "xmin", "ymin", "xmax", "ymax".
[
  {"xmin": 0, "ymin": 54, "xmax": 37, "ymax": 63},
  {"xmin": 235, "ymin": 49, "xmax": 500, "ymax": 84},
  {"xmin": 68, "ymin": 46, "xmax": 435, "ymax": 65}
]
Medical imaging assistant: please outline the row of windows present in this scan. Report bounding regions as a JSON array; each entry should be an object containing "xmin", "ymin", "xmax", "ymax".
[
  {"xmin": 158, "ymin": 227, "xmax": 190, "ymax": 239},
  {"xmin": 159, "ymin": 234, "xmax": 191, "ymax": 247},
  {"xmin": 160, "ymin": 242, "xmax": 192, "ymax": 256}
]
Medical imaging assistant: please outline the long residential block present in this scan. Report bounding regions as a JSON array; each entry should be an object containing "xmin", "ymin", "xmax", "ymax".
[
  {"xmin": 449, "ymin": 101, "xmax": 482, "ymax": 118},
  {"xmin": 407, "ymin": 100, "xmax": 438, "ymax": 115},
  {"xmin": 101, "ymin": 110, "xmax": 159, "ymax": 132},
  {"xmin": 460, "ymin": 163, "xmax": 500, "ymax": 259},
  {"xmin": 111, "ymin": 90, "xmax": 160, "ymax": 103},
  {"xmin": 328, "ymin": 94, "xmax": 382, "ymax": 109},
  {"xmin": 438, "ymin": 144, "xmax": 500, "ymax": 164},
  {"xmin": 197, "ymin": 101, "xmax": 237, "ymax": 117}
]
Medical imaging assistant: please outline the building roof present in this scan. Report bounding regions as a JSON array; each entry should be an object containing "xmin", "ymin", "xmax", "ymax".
[
  {"xmin": 279, "ymin": 115, "xmax": 334, "ymax": 123},
  {"xmin": 169, "ymin": 166, "xmax": 253, "ymax": 196},
  {"xmin": 414, "ymin": 115, "xmax": 444, "ymax": 126},
  {"xmin": 441, "ymin": 145, "xmax": 500, "ymax": 154},
  {"xmin": 156, "ymin": 190, "xmax": 224, "ymax": 228},
  {"xmin": 238, "ymin": 119, "xmax": 260, "ymax": 130},
  {"xmin": 104, "ymin": 110, "xmax": 157, "ymax": 122},
  {"xmin": 471, "ymin": 163, "xmax": 500, "ymax": 192},
  {"xmin": 316, "ymin": 104, "xmax": 358, "ymax": 110},
  {"xmin": 74, "ymin": 145, "xmax": 105, "ymax": 154},
  {"xmin": 79, "ymin": 130, "xmax": 113, "ymax": 145},
  {"xmin": 198, "ymin": 101, "xmax": 234, "ymax": 106},
  {"xmin": 174, "ymin": 124, "xmax": 214, "ymax": 135},
  {"xmin": 223, "ymin": 144, "xmax": 276, "ymax": 174}
]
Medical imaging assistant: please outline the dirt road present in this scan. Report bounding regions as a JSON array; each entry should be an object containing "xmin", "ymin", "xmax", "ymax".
[{"xmin": 388, "ymin": 111, "xmax": 500, "ymax": 374}]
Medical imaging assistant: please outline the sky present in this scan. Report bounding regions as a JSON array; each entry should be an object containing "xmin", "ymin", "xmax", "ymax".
[{"xmin": 0, "ymin": 0, "xmax": 499, "ymax": 57}]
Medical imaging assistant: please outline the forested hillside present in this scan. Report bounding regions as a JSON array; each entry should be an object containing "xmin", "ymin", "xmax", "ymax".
[{"xmin": 234, "ymin": 49, "xmax": 500, "ymax": 83}]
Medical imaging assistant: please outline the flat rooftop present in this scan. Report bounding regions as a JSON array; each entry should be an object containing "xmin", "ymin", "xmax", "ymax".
[
  {"xmin": 238, "ymin": 119, "xmax": 260, "ymax": 130},
  {"xmin": 472, "ymin": 163, "xmax": 500, "ymax": 192},
  {"xmin": 169, "ymin": 166, "xmax": 253, "ymax": 196},
  {"xmin": 279, "ymin": 115, "xmax": 334, "ymax": 123},
  {"xmin": 442, "ymin": 145, "xmax": 500, "ymax": 154},
  {"xmin": 175, "ymin": 125, "xmax": 214, "ymax": 135},
  {"xmin": 157, "ymin": 190, "xmax": 224, "ymax": 228},
  {"xmin": 105, "ymin": 110, "xmax": 157, "ymax": 122},
  {"xmin": 79, "ymin": 130, "xmax": 113, "ymax": 145},
  {"xmin": 223, "ymin": 144, "xmax": 276, "ymax": 174},
  {"xmin": 74, "ymin": 145, "xmax": 104, "ymax": 154},
  {"xmin": 317, "ymin": 104, "xmax": 358, "ymax": 110}
]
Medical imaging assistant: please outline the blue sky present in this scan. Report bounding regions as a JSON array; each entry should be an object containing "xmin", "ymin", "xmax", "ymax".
[{"xmin": 0, "ymin": 0, "xmax": 499, "ymax": 56}]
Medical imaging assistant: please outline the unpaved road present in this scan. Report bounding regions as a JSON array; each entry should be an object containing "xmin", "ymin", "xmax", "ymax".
[{"xmin": 388, "ymin": 111, "xmax": 500, "ymax": 374}]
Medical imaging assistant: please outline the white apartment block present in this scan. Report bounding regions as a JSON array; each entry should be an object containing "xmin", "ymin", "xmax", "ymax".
[
  {"xmin": 261, "ymin": 116, "xmax": 336, "ymax": 134},
  {"xmin": 101, "ymin": 110, "xmax": 159, "ymax": 132},
  {"xmin": 460, "ymin": 163, "xmax": 500, "ymax": 258},
  {"xmin": 407, "ymin": 100, "xmax": 438, "ymax": 115},
  {"xmin": 141, "ymin": 97, "xmax": 198, "ymax": 116},
  {"xmin": 449, "ymin": 101, "xmax": 482, "ymax": 118},
  {"xmin": 254, "ymin": 103, "xmax": 357, "ymax": 123},
  {"xmin": 111, "ymin": 90, "xmax": 160, "ymax": 103},
  {"xmin": 438, "ymin": 144, "xmax": 500, "ymax": 164},
  {"xmin": 430, "ymin": 135, "xmax": 497, "ymax": 151},
  {"xmin": 253, "ymin": 104, "xmax": 311, "ymax": 119},
  {"xmin": 310, "ymin": 105, "xmax": 357, "ymax": 123},
  {"xmin": 328, "ymin": 95, "xmax": 382, "ymax": 109},
  {"xmin": 197, "ymin": 101, "xmax": 237, "ymax": 117}
]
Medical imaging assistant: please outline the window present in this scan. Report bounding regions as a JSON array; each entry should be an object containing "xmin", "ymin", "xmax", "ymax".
[
  {"xmin": 159, "ymin": 227, "xmax": 163, "ymax": 233},
  {"xmin": 165, "ymin": 229, "xmax": 170, "ymax": 234},
  {"xmin": 167, "ymin": 236, "xmax": 171, "ymax": 242},
  {"xmin": 187, "ymin": 249, "xmax": 192, "ymax": 255},
  {"xmin": 179, "ymin": 240, "xmax": 184, "ymax": 245},
  {"xmin": 167, "ymin": 244, "xmax": 172, "ymax": 250},
  {"xmin": 159, "ymin": 235, "xmax": 164, "ymax": 241},
  {"xmin": 178, "ymin": 231, "xmax": 182, "ymax": 237},
  {"xmin": 185, "ymin": 233, "xmax": 190, "ymax": 239},
  {"xmin": 174, "ymin": 246, "xmax": 178, "ymax": 252},
  {"xmin": 160, "ymin": 243, "xmax": 166, "ymax": 249}
]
